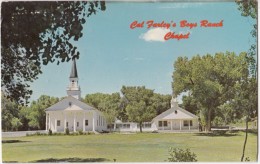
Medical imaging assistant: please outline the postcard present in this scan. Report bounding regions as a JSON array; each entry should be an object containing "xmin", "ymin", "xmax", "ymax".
[{"xmin": 1, "ymin": 0, "xmax": 258, "ymax": 163}]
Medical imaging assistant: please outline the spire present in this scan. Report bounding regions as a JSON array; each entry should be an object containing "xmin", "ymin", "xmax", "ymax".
[
  {"xmin": 69, "ymin": 59, "xmax": 78, "ymax": 78},
  {"xmin": 67, "ymin": 58, "xmax": 81, "ymax": 100},
  {"xmin": 171, "ymin": 91, "xmax": 178, "ymax": 108}
]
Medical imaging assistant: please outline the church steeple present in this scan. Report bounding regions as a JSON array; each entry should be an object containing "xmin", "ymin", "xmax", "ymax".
[
  {"xmin": 171, "ymin": 92, "xmax": 178, "ymax": 108},
  {"xmin": 67, "ymin": 59, "xmax": 81, "ymax": 100},
  {"xmin": 70, "ymin": 59, "xmax": 78, "ymax": 78}
]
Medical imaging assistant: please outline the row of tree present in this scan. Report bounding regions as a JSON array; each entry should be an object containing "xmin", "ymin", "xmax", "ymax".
[
  {"xmin": 2, "ymin": 57, "xmax": 256, "ymax": 132},
  {"xmin": 1, "ymin": 87, "xmax": 172, "ymax": 132},
  {"xmin": 2, "ymin": 95, "xmax": 59, "ymax": 131}
]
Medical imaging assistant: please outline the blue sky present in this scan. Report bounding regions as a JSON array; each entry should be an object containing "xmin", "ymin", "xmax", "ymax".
[{"xmin": 29, "ymin": 1, "xmax": 255, "ymax": 102}]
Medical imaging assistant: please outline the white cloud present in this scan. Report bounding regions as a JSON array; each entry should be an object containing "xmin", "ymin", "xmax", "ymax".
[{"xmin": 139, "ymin": 28, "xmax": 170, "ymax": 42}]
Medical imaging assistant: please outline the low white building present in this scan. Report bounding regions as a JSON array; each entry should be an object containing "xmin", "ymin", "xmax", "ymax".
[
  {"xmin": 152, "ymin": 97, "xmax": 199, "ymax": 131},
  {"xmin": 45, "ymin": 59, "xmax": 107, "ymax": 132},
  {"xmin": 111, "ymin": 96, "xmax": 199, "ymax": 132}
]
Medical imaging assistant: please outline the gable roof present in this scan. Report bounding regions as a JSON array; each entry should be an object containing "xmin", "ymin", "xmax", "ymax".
[
  {"xmin": 152, "ymin": 106, "xmax": 198, "ymax": 121},
  {"xmin": 69, "ymin": 59, "xmax": 78, "ymax": 78},
  {"xmin": 45, "ymin": 96, "xmax": 95, "ymax": 111}
]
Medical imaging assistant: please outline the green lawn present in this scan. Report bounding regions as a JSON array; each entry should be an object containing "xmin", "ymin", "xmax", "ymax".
[{"xmin": 2, "ymin": 132, "xmax": 257, "ymax": 162}]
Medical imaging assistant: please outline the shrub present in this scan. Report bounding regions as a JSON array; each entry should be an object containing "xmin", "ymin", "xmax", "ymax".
[
  {"xmin": 168, "ymin": 147, "xmax": 197, "ymax": 162},
  {"xmin": 48, "ymin": 129, "xmax": 52, "ymax": 136},
  {"xmin": 212, "ymin": 130, "xmax": 227, "ymax": 135},
  {"xmin": 65, "ymin": 128, "xmax": 70, "ymax": 135},
  {"xmin": 35, "ymin": 132, "xmax": 41, "ymax": 135},
  {"xmin": 78, "ymin": 130, "xmax": 83, "ymax": 135}
]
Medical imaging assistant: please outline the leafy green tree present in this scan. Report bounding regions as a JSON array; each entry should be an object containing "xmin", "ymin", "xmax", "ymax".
[
  {"xmin": 84, "ymin": 92, "xmax": 121, "ymax": 131},
  {"xmin": 117, "ymin": 97, "xmax": 128, "ymax": 122},
  {"xmin": 1, "ymin": 94, "xmax": 20, "ymax": 131},
  {"xmin": 19, "ymin": 106, "xmax": 31, "ymax": 130},
  {"xmin": 181, "ymin": 95, "xmax": 200, "ymax": 115},
  {"xmin": 11, "ymin": 117, "xmax": 22, "ymax": 131},
  {"xmin": 1, "ymin": 1, "xmax": 106, "ymax": 104},
  {"xmin": 236, "ymin": 1, "xmax": 257, "ymax": 161},
  {"xmin": 236, "ymin": 0, "xmax": 257, "ymax": 76},
  {"xmin": 172, "ymin": 52, "xmax": 249, "ymax": 132},
  {"xmin": 231, "ymin": 77, "xmax": 257, "ymax": 161},
  {"xmin": 97, "ymin": 93, "xmax": 121, "ymax": 132},
  {"xmin": 151, "ymin": 93, "xmax": 171, "ymax": 115},
  {"xmin": 215, "ymin": 102, "xmax": 235, "ymax": 126},
  {"xmin": 84, "ymin": 93, "xmax": 109, "ymax": 109},
  {"xmin": 25, "ymin": 95, "xmax": 59, "ymax": 129},
  {"xmin": 121, "ymin": 86, "xmax": 156, "ymax": 132}
]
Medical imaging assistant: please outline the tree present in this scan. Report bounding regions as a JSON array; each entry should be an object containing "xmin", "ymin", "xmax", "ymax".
[
  {"xmin": 98, "ymin": 93, "xmax": 121, "ymax": 132},
  {"xmin": 181, "ymin": 95, "xmax": 200, "ymax": 115},
  {"xmin": 1, "ymin": 93, "xmax": 20, "ymax": 131},
  {"xmin": 236, "ymin": 1, "xmax": 257, "ymax": 161},
  {"xmin": 232, "ymin": 77, "xmax": 257, "ymax": 161},
  {"xmin": 84, "ymin": 92, "xmax": 121, "ymax": 131},
  {"xmin": 1, "ymin": 1, "xmax": 106, "ymax": 104},
  {"xmin": 236, "ymin": 0, "xmax": 257, "ymax": 76},
  {"xmin": 19, "ymin": 105, "xmax": 31, "ymax": 131},
  {"xmin": 215, "ymin": 102, "xmax": 235, "ymax": 126},
  {"xmin": 11, "ymin": 117, "xmax": 22, "ymax": 131},
  {"xmin": 150, "ymin": 93, "xmax": 171, "ymax": 115},
  {"xmin": 121, "ymin": 86, "xmax": 157, "ymax": 132},
  {"xmin": 25, "ymin": 95, "xmax": 59, "ymax": 129},
  {"xmin": 172, "ymin": 52, "xmax": 249, "ymax": 132},
  {"xmin": 84, "ymin": 93, "xmax": 109, "ymax": 109}
]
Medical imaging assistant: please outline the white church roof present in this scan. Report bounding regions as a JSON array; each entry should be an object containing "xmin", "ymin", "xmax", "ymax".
[
  {"xmin": 152, "ymin": 105, "xmax": 198, "ymax": 121},
  {"xmin": 45, "ymin": 96, "xmax": 95, "ymax": 111}
]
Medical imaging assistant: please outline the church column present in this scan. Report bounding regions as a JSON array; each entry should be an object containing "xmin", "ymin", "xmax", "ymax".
[
  {"xmin": 64, "ymin": 112, "xmax": 67, "ymax": 132},
  {"xmin": 92, "ymin": 111, "xmax": 96, "ymax": 131},
  {"xmin": 46, "ymin": 113, "xmax": 48, "ymax": 131},
  {"xmin": 49, "ymin": 113, "xmax": 51, "ymax": 130},
  {"xmin": 73, "ymin": 113, "xmax": 76, "ymax": 132},
  {"xmin": 189, "ymin": 120, "xmax": 190, "ymax": 130},
  {"xmin": 55, "ymin": 118, "xmax": 57, "ymax": 132},
  {"xmin": 179, "ymin": 120, "xmax": 182, "ymax": 130},
  {"xmin": 83, "ymin": 112, "xmax": 86, "ymax": 132},
  {"xmin": 171, "ymin": 120, "xmax": 173, "ymax": 131}
]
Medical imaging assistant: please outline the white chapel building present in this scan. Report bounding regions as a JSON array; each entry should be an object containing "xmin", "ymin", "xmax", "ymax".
[
  {"xmin": 151, "ymin": 96, "xmax": 199, "ymax": 131},
  {"xmin": 45, "ymin": 59, "xmax": 107, "ymax": 132}
]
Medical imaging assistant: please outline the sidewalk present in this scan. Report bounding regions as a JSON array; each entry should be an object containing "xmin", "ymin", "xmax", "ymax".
[{"xmin": 2, "ymin": 130, "xmax": 47, "ymax": 138}]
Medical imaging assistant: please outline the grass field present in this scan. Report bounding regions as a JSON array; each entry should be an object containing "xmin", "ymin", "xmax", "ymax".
[{"xmin": 2, "ymin": 131, "xmax": 258, "ymax": 162}]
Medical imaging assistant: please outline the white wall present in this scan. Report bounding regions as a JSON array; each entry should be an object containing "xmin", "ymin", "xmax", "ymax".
[
  {"xmin": 153, "ymin": 119, "xmax": 199, "ymax": 130},
  {"xmin": 47, "ymin": 110, "xmax": 107, "ymax": 132}
]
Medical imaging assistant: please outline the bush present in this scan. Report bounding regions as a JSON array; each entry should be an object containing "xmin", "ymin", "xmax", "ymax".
[
  {"xmin": 65, "ymin": 128, "xmax": 70, "ymax": 135},
  {"xmin": 78, "ymin": 130, "xmax": 83, "ymax": 135},
  {"xmin": 48, "ymin": 129, "xmax": 52, "ymax": 136},
  {"xmin": 35, "ymin": 132, "xmax": 41, "ymax": 135},
  {"xmin": 212, "ymin": 130, "xmax": 227, "ymax": 135},
  {"xmin": 168, "ymin": 147, "xmax": 197, "ymax": 162}
]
